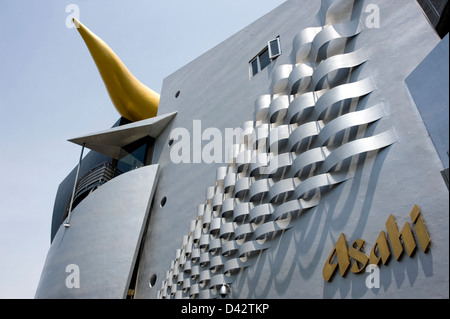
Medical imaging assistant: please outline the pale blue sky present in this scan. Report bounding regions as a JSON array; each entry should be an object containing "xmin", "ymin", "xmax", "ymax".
[{"xmin": 0, "ymin": 0, "xmax": 286, "ymax": 298}]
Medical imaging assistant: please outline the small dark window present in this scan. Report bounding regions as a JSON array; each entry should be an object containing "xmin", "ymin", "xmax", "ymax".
[
  {"xmin": 116, "ymin": 136, "xmax": 154, "ymax": 173},
  {"xmin": 442, "ymin": 167, "xmax": 449, "ymax": 189},
  {"xmin": 269, "ymin": 38, "xmax": 281, "ymax": 59},
  {"xmin": 249, "ymin": 37, "xmax": 282, "ymax": 78},
  {"xmin": 259, "ymin": 48, "xmax": 271, "ymax": 71},
  {"xmin": 251, "ymin": 58, "xmax": 259, "ymax": 77}
]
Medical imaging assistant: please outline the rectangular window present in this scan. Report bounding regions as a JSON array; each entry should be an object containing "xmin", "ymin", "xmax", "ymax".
[
  {"xmin": 269, "ymin": 38, "xmax": 281, "ymax": 59},
  {"xmin": 442, "ymin": 167, "xmax": 449, "ymax": 189},
  {"xmin": 249, "ymin": 36, "xmax": 282, "ymax": 78},
  {"xmin": 251, "ymin": 58, "xmax": 259, "ymax": 77},
  {"xmin": 259, "ymin": 48, "xmax": 271, "ymax": 71}
]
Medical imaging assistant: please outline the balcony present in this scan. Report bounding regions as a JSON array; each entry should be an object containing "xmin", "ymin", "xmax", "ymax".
[{"xmin": 62, "ymin": 161, "xmax": 120, "ymax": 221}]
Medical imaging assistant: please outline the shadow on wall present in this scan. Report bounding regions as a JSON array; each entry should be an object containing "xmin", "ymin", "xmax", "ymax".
[
  {"xmin": 234, "ymin": 142, "xmax": 434, "ymax": 298},
  {"xmin": 232, "ymin": 0, "xmax": 436, "ymax": 299},
  {"xmin": 232, "ymin": 142, "xmax": 433, "ymax": 298}
]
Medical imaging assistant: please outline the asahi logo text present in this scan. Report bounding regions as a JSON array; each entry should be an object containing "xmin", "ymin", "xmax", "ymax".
[{"xmin": 323, "ymin": 205, "xmax": 431, "ymax": 282}]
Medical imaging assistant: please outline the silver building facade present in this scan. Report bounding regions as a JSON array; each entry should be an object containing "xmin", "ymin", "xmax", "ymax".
[{"xmin": 36, "ymin": 0, "xmax": 449, "ymax": 299}]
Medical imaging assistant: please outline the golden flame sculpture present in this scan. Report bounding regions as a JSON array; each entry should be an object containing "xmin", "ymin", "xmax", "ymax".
[{"xmin": 73, "ymin": 18, "xmax": 159, "ymax": 122}]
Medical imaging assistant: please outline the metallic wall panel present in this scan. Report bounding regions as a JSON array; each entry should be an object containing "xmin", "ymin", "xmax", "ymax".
[
  {"xmin": 68, "ymin": 112, "xmax": 177, "ymax": 159},
  {"xmin": 135, "ymin": 0, "xmax": 448, "ymax": 300},
  {"xmin": 35, "ymin": 165, "xmax": 159, "ymax": 299}
]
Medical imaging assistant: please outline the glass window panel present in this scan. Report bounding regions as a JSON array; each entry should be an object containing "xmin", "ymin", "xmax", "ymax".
[
  {"xmin": 251, "ymin": 58, "xmax": 259, "ymax": 76},
  {"xmin": 259, "ymin": 48, "xmax": 270, "ymax": 71},
  {"xmin": 269, "ymin": 38, "xmax": 281, "ymax": 58},
  {"xmin": 117, "ymin": 136, "xmax": 153, "ymax": 173}
]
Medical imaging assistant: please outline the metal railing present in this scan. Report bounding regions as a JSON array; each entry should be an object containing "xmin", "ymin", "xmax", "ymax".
[
  {"xmin": 63, "ymin": 161, "xmax": 122, "ymax": 226},
  {"xmin": 74, "ymin": 161, "xmax": 117, "ymax": 198}
]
